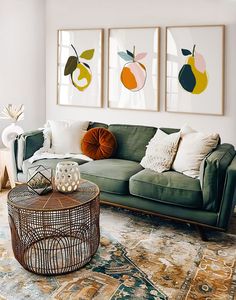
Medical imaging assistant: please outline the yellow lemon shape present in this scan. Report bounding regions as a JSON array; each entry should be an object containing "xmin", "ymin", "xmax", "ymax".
[{"xmin": 72, "ymin": 63, "xmax": 92, "ymax": 92}]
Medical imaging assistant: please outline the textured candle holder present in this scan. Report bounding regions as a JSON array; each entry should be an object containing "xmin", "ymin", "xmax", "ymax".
[{"xmin": 55, "ymin": 161, "xmax": 80, "ymax": 193}]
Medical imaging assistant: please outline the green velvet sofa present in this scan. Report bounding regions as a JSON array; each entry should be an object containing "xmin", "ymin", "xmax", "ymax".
[{"xmin": 10, "ymin": 122, "xmax": 236, "ymax": 235}]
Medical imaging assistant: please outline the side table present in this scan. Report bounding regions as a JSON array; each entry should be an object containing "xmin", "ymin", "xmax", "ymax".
[
  {"xmin": 7, "ymin": 179, "xmax": 100, "ymax": 275},
  {"xmin": 0, "ymin": 147, "xmax": 15, "ymax": 191}
]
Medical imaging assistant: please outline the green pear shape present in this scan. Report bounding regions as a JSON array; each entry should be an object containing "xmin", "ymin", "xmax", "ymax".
[{"xmin": 178, "ymin": 64, "xmax": 196, "ymax": 93}]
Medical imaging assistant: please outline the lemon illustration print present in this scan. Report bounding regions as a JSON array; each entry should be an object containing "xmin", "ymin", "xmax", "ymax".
[
  {"xmin": 118, "ymin": 46, "xmax": 147, "ymax": 92},
  {"xmin": 64, "ymin": 44, "xmax": 94, "ymax": 92},
  {"xmin": 178, "ymin": 45, "xmax": 208, "ymax": 94}
]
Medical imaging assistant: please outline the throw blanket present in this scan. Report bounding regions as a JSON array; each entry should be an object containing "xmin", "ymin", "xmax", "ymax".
[
  {"xmin": 28, "ymin": 126, "xmax": 93, "ymax": 164},
  {"xmin": 28, "ymin": 148, "xmax": 93, "ymax": 164}
]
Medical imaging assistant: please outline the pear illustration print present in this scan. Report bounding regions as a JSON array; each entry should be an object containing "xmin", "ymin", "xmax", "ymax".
[
  {"xmin": 64, "ymin": 44, "xmax": 94, "ymax": 92},
  {"xmin": 118, "ymin": 46, "xmax": 147, "ymax": 92},
  {"xmin": 178, "ymin": 45, "xmax": 208, "ymax": 94}
]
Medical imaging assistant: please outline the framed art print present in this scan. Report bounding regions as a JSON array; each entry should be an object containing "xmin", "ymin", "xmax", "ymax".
[
  {"xmin": 57, "ymin": 29, "xmax": 103, "ymax": 107},
  {"xmin": 108, "ymin": 27, "xmax": 160, "ymax": 111},
  {"xmin": 166, "ymin": 25, "xmax": 224, "ymax": 115}
]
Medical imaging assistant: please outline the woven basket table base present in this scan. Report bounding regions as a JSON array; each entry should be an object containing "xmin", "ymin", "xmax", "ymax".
[{"xmin": 7, "ymin": 180, "xmax": 100, "ymax": 275}]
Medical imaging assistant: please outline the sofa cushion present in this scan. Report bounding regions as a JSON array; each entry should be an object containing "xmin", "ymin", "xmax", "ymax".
[
  {"xmin": 108, "ymin": 124, "xmax": 157, "ymax": 162},
  {"xmin": 17, "ymin": 130, "xmax": 44, "ymax": 170},
  {"xmin": 22, "ymin": 158, "xmax": 88, "ymax": 179},
  {"xmin": 172, "ymin": 125, "xmax": 219, "ymax": 178},
  {"xmin": 80, "ymin": 159, "xmax": 143, "ymax": 195},
  {"xmin": 129, "ymin": 169, "xmax": 203, "ymax": 209},
  {"xmin": 81, "ymin": 128, "xmax": 117, "ymax": 160},
  {"xmin": 48, "ymin": 120, "xmax": 89, "ymax": 154},
  {"xmin": 141, "ymin": 129, "xmax": 180, "ymax": 173}
]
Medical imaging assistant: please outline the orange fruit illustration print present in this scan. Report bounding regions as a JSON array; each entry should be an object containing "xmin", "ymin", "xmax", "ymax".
[
  {"xmin": 64, "ymin": 44, "xmax": 95, "ymax": 92},
  {"xmin": 118, "ymin": 46, "xmax": 147, "ymax": 92}
]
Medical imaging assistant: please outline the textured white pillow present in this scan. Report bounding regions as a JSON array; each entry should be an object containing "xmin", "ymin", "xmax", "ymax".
[
  {"xmin": 172, "ymin": 125, "xmax": 219, "ymax": 178},
  {"xmin": 48, "ymin": 120, "xmax": 89, "ymax": 154},
  {"xmin": 141, "ymin": 129, "xmax": 181, "ymax": 173}
]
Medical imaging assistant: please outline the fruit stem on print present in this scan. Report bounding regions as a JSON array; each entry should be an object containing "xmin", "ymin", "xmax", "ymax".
[
  {"xmin": 118, "ymin": 46, "xmax": 147, "ymax": 92},
  {"xmin": 178, "ymin": 44, "xmax": 208, "ymax": 94},
  {"xmin": 64, "ymin": 44, "xmax": 95, "ymax": 92}
]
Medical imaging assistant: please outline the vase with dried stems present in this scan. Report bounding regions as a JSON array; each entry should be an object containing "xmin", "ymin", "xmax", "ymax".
[{"xmin": 0, "ymin": 104, "xmax": 24, "ymax": 148}]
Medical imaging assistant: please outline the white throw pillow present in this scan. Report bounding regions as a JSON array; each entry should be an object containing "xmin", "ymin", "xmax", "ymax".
[
  {"xmin": 141, "ymin": 129, "xmax": 181, "ymax": 173},
  {"xmin": 43, "ymin": 121, "xmax": 52, "ymax": 149},
  {"xmin": 172, "ymin": 125, "xmax": 219, "ymax": 178},
  {"xmin": 48, "ymin": 120, "xmax": 89, "ymax": 154}
]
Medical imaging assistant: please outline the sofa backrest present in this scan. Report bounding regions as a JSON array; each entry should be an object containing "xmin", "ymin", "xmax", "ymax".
[
  {"xmin": 108, "ymin": 124, "xmax": 157, "ymax": 162},
  {"xmin": 88, "ymin": 121, "xmax": 108, "ymax": 130},
  {"xmin": 17, "ymin": 130, "xmax": 44, "ymax": 170},
  {"xmin": 159, "ymin": 127, "xmax": 180, "ymax": 134}
]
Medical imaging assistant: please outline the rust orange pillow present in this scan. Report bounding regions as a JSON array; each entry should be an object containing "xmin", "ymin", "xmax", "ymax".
[{"xmin": 81, "ymin": 128, "xmax": 117, "ymax": 160}]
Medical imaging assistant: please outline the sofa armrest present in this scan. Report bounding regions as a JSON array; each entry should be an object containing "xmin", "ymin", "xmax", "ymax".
[
  {"xmin": 17, "ymin": 129, "xmax": 44, "ymax": 171},
  {"xmin": 217, "ymin": 155, "xmax": 236, "ymax": 229},
  {"xmin": 200, "ymin": 143, "xmax": 235, "ymax": 211},
  {"xmin": 9, "ymin": 139, "xmax": 19, "ymax": 182}
]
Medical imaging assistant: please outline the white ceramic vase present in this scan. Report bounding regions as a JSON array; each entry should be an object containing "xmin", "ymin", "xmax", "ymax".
[
  {"xmin": 1, "ymin": 123, "xmax": 23, "ymax": 148},
  {"xmin": 55, "ymin": 161, "xmax": 80, "ymax": 193}
]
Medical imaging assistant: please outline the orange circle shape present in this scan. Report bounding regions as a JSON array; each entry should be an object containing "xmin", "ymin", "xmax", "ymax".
[
  {"xmin": 81, "ymin": 128, "xmax": 117, "ymax": 160},
  {"xmin": 121, "ymin": 66, "xmax": 137, "ymax": 90},
  {"xmin": 120, "ymin": 62, "xmax": 147, "ymax": 92}
]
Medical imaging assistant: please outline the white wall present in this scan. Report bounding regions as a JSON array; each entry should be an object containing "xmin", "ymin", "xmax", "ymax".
[
  {"xmin": 0, "ymin": 0, "xmax": 46, "ymax": 147},
  {"xmin": 46, "ymin": 0, "xmax": 236, "ymax": 145}
]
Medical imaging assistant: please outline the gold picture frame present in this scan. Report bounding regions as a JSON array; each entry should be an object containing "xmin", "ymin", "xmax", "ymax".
[
  {"xmin": 165, "ymin": 25, "xmax": 225, "ymax": 115},
  {"xmin": 108, "ymin": 27, "xmax": 160, "ymax": 111},
  {"xmin": 57, "ymin": 28, "xmax": 103, "ymax": 108}
]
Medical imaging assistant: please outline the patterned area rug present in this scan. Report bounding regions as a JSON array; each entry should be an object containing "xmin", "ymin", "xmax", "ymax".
[{"xmin": 0, "ymin": 190, "xmax": 236, "ymax": 299}]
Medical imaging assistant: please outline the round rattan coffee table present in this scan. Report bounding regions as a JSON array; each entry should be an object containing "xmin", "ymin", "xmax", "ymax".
[{"xmin": 7, "ymin": 179, "xmax": 100, "ymax": 275}]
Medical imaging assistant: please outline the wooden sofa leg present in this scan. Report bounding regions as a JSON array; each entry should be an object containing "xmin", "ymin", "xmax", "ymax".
[{"xmin": 195, "ymin": 225, "xmax": 208, "ymax": 241}]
